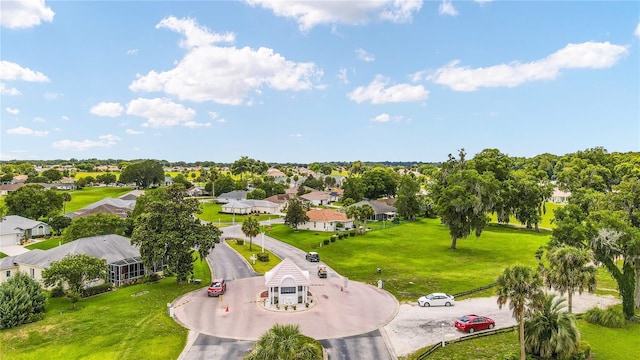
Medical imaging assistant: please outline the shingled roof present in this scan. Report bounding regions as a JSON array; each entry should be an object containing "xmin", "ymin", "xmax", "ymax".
[{"xmin": 306, "ymin": 208, "xmax": 349, "ymax": 222}]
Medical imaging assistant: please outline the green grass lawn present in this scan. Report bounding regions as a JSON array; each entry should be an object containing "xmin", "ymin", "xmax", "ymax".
[
  {"xmin": 0, "ymin": 252, "xmax": 7, "ymax": 258},
  {"xmin": 269, "ymin": 219, "xmax": 552, "ymax": 301},
  {"xmin": 0, "ymin": 254, "xmax": 210, "ymax": 360},
  {"xmin": 196, "ymin": 202, "xmax": 279, "ymax": 224},
  {"xmin": 63, "ymin": 187, "xmax": 133, "ymax": 213},
  {"xmin": 25, "ymin": 237, "xmax": 64, "ymax": 250},
  {"xmin": 226, "ymin": 240, "xmax": 282, "ymax": 274},
  {"xmin": 404, "ymin": 319, "xmax": 640, "ymax": 360},
  {"xmin": 489, "ymin": 202, "xmax": 563, "ymax": 230}
]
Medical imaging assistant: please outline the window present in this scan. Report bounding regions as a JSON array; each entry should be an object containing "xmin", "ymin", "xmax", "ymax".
[
  {"xmin": 30, "ymin": 268, "xmax": 35, "ymax": 278},
  {"xmin": 5, "ymin": 270, "xmax": 10, "ymax": 278},
  {"xmin": 281, "ymin": 286, "xmax": 296, "ymax": 294},
  {"xmin": 298, "ymin": 286, "xmax": 303, "ymax": 291}
]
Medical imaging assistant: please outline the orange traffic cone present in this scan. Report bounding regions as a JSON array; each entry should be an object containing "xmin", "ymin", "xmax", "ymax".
[{"xmin": 225, "ymin": 305, "xmax": 229, "ymax": 312}]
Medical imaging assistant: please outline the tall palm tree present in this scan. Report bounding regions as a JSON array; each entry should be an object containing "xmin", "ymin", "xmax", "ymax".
[
  {"xmin": 62, "ymin": 192, "xmax": 71, "ymax": 214},
  {"xmin": 525, "ymin": 294, "xmax": 581, "ymax": 359},
  {"xmin": 242, "ymin": 216, "xmax": 260, "ymax": 251},
  {"xmin": 245, "ymin": 323, "xmax": 322, "ymax": 360},
  {"xmin": 543, "ymin": 244, "xmax": 597, "ymax": 313},
  {"xmin": 497, "ymin": 265, "xmax": 544, "ymax": 360},
  {"xmin": 358, "ymin": 204, "xmax": 375, "ymax": 234}
]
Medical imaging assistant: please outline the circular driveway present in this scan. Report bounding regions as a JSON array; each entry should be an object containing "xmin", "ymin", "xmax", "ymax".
[{"xmin": 173, "ymin": 275, "xmax": 398, "ymax": 341}]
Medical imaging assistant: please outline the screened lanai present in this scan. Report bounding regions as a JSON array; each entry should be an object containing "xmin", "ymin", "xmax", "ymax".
[{"xmin": 109, "ymin": 256, "xmax": 145, "ymax": 286}]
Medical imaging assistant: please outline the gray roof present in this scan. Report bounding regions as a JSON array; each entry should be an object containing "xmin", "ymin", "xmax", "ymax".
[
  {"xmin": 219, "ymin": 190, "xmax": 247, "ymax": 200},
  {"xmin": 83, "ymin": 198, "xmax": 136, "ymax": 211},
  {"xmin": 353, "ymin": 200, "xmax": 397, "ymax": 215},
  {"xmin": 241, "ymin": 200, "xmax": 279, "ymax": 208},
  {"xmin": 222, "ymin": 200, "xmax": 252, "ymax": 209},
  {"xmin": 9, "ymin": 234, "xmax": 140, "ymax": 269},
  {"xmin": 0, "ymin": 215, "xmax": 49, "ymax": 235}
]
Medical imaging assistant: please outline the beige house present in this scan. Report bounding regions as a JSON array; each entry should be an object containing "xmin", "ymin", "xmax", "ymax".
[
  {"xmin": 300, "ymin": 191, "xmax": 331, "ymax": 206},
  {"xmin": 264, "ymin": 258, "xmax": 309, "ymax": 306},
  {"xmin": 298, "ymin": 208, "xmax": 353, "ymax": 232},
  {"xmin": 550, "ymin": 188, "xmax": 571, "ymax": 203}
]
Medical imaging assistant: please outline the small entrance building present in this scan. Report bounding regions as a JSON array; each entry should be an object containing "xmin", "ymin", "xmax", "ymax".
[{"xmin": 264, "ymin": 258, "xmax": 309, "ymax": 306}]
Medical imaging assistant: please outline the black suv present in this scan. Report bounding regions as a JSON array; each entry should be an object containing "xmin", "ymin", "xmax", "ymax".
[{"xmin": 305, "ymin": 252, "xmax": 320, "ymax": 262}]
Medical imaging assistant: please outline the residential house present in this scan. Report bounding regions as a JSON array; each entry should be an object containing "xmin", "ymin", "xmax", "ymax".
[
  {"xmin": 550, "ymin": 188, "xmax": 571, "ymax": 203},
  {"xmin": 264, "ymin": 258, "xmax": 309, "ymax": 306},
  {"xmin": 300, "ymin": 191, "xmax": 331, "ymax": 206},
  {"xmin": 298, "ymin": 208, "xmax": 353, "ymax": 232},
  {"xmin": 242, "ymin": 200, "xmax": 280, "ymax": 214},
  {"xmin": 328, "ymin": 189, "xmax": 343, "ymax": 203},
  {"xmin": 118, "ymin": 190, "xmax": 145, "ymax": 201},
  {"xmin": 164, "ymin": 176, "xmax": 174, "ymax": 186},
  {"xmin": 0, "ymin": 183, "xmax": 24, "ymax": 196},
  {"xmin": 217, "ymin": 190, "xmax": 248, "ymax": 203},
  {"xmin": 0, "ymin": 234, "xmax": 145, "ymax": 287},
  {"xmin": 186, "ymin": 186, "xmax": 208, "ymax": 197},
  {"xmin": 68, "ymin": 197, "xmax": 136, "ymax": 218},
  {"xmin": 221, "ymin": 200, "xmax": 253, "ymax": 214},
  {"xmin": 264, "ymin": 194, "xmax": 291, "ymax": 212},
  {"xmin": 353, "ymin": 200, "xmax": 397, "ymax": 221},
  {"xmin": 0, "ymin": 215, "xmax": 51, "ymax": 247}
]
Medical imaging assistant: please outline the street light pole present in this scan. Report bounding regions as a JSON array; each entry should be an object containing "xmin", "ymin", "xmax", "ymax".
[
  {"xmin": 261, "ymin": 231, "xmax": 265, "ymax": 253},
  {"xmin": 441, "ymin": 323, "xmax": 445, "ymax": 347}
]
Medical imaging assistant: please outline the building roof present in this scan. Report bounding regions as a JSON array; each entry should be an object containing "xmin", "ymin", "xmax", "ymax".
[
  {"xmin": 0, "ymin": 215, "xmax": 49, "ymax": 235},
  {"xmin": 83, "ymin": 198, "xmax": 136, "ymax": 211},
  {"xmin": 119, "ymin": 190, "xmax": 145, "ymax": 200},
  {"xmin": 267, "ymin": 168, "xmax": 286, "ymax": 177},
  {"xmin": 306, "ymin": 208, "xmax": 350, "ymax": 222},
  {"xmin": 552, "ymin": 188, "xmax": 571, "ymax": 197},
  {"xmin": 242, "ymin": 200, "xmax": 279, "ymax": 208},
  {"xmin": 222, "ymin": 200, "xmax": 252, "ymax": 209},
  {"xmin": 0, "ymin": 183, "xmax": 24, "ymax": 191},
  {"xmin": 353, "ymin": 200, "xmax": 397, "ymax": 215},
  {"xmin": 219, "ymin": 190, "xmax": 247, "ymax": 199},
  {"xmin": 265, "ymin": 258, "xmax": 309, "ymax": 287},
  {"xmin": 300, "ymin": 191, "xmax": 331, "ymax": 201},
  {"xmin": 74, "ymin": 204, "xmax": 130, "ymax": 218},
  {"xmin": 264, "ymin": 194, "xmax": 291, "ymax": 204},
  {"xmin": 9, "ymin": 234, "xmax": 140, "ymax": 269}
]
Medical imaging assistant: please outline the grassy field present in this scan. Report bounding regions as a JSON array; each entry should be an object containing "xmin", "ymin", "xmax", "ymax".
[
  {"xmin": 197, "ymin": 202, "xmax": 279, "ymax": 224},
  {"xmin": 404, "ymin": 317, "xmax": 640, "ymax": 360},
  {"xmin": 269, "ymin": 219, "xmax": 552, "ymax": 301},
  {"xmin": 0, "ymin": 254, "xmax": 210, "ymax": 360},
  {"xmin": 0, "ymin": 252, "xmax": 7, "ymax": 258},
  {"xmin": 488, "ymin": 202, "xmax": 563, "ymax": 230},
  {"xmin": 226, "ymin": 240, "xmax": 282, "ymax": 274},
  {"xmin": 25, "ymin": 237, "xmax": 64, "ymax": 250},
  {"xmin": 63, "ymin": 187, "xmax": 133, "ymax": 213}
]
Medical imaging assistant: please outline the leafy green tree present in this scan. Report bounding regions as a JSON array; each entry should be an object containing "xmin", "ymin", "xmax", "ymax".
[
  {"xmin": 542, "ymin": 245, "xmax": 597, "ymax": 313},
  {"xmin": 348, "ymin": 160, "xmax": 366, "ymax": 175},
  {"xmin": 242, "ymin": 217, "xmax": 260, "ymax": 251},
  {"xmin": 214, "ymin": 174, "xmax": 235, "ymax": 196},
  {"xmin": 361, "ymin": 167, "xmax": 397, "ymax": 199},
  {"xmin": 511, "ymin": 170, "xmax": 553, "ymax": 231},
  {"xmin": 41, "ymin": 168, "xmax": 63, "ymax": 182},
  {"xmin": 95, "ymin": 173, "xmax": 117, "ymax": 185},
  {"xmin": 496, "ymin": 265, "xmax": 544, "ymax": 360},
  {"xmin": 345, "ymin": 205, "xmax": 360, "ymax": 231},
  {"xmin": 63, "ymin": 213, "xmax": 128, "ymax": 243},
  {"xmin": 396, "ymin": 175, "xmax": 420, "ymax": 221},
  {"xmin": 257, "ymin": 180, "xmax": 286, "ymax": 198},
  {"xmin": 301, "ymin": 175, "xmax": 324, "ymax": 190},
  {"xmin": 49, "ymin": 215, "xmax": 72, "ymax": 235},
  {"xmin": 172, "ymin": 173, "xmax": 193, "ymax": 189},
  {"xmin": 231, "ymin": 156, "xmax": 252, "ymax": 180},
  {"xmin": 0, "ymin": 271, "xmax": 47, "ymax": 329},
  {"xmin": 245, "ymin": 324, "xmax": 322, "ymax": 360},
  {"xmin": 342, "ymin": 177, "xmax": 365, "ymax": 202},
  {"xmin": 321, "ymin": 164, "xmax": 333, "ymax": 175},
  {"xmin": 524, "ymin": 295, "xmax": 581, "ymax": 359},
  {"xmin": 285, "ymin": 198, "xmax": 309, "ymax": 230},
  {"xmin": 5, "ymin": 184, "xmax": 64, "ymax": 219},
  {"xmin": 131, "ymin": 184, "xmax": 221, "ymax": 283},
  {"xmin": 119, "ymin": 160, "xmax": 164, "ymax": 189},
  {"xmin": 247, "ymin": 188, "xmax": 266, "ymax": 200},
  {"xmin": 357, "ymin": 204, "xmax": 375, "ymax": 234},
  {"xmin": 42, "ymin": 254, "xmax": 108, "ymax": 309}
]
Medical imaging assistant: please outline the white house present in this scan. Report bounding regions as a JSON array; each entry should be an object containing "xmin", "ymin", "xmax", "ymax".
[
  {"xmin": 221, "ymin": 200, "xmax": 252, "ymax": 214},
  {"xmin": 0, "ymin": 215, "xmax": 51, "ymax": 247},
  {"xmin": 550, "ymin": 188, "xmax": 571, "ymax": 203},
  {"xmin": 300, "ymin": 191, "xmax": 331, "ymax": 206},
  {"xmin": 264, "ymin": 258, "xmax": 309, "ymax": 306},
  {"xmin": 242, "ymin": 200, "xmax": 280, "ymax": 214},
  {"xmin": 298, "ymin": 208, "xmax": 354, "ymax": 232},
  {"xmin": 217, "ymin": 190, "xmax": 248, "ymax": 203}
]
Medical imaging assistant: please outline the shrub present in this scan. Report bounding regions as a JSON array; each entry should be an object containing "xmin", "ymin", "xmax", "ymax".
[
  {"xmin": 330, "ymin": 236, "xmax": 336, "ymax": 243},
  {"xmin": 305, "ymin": 302, "xmax": 309, "ymax": 308},
  {"xmin": 274, "ymin": 297, "xmax": 279, "ymax": 304},
  {"xmin": 235, "ymin": 238, "xmax": 245, "ymax": 245},
  {"xmin": 146, "ymin": 272, "xmax": 161, "ymax": 283},
  {"xmin": 323, "ymin": 239, "xmax": 330, "ymax": 245},
  {"xmin": 571, "ymin": 342, "xmax": 591, "ymax": 360},
  {"xmin": 292, "ymin": 304, "xmax": 297, "ymax": 310},
  {"xmin": 50, "ymin": 286, "xmax": 66, "ymax": 298},
  {"xmin": 257, "ymin": 253, "xmax": 269, "ymax": 262},
  {"xmin": 284, "ymin": 305, "xmax": 288, "ymax": 310},
  {"xmin": 584, "ymin": 306, "xmax": 626, "ymax": 328},
  {"xmin": 349, "ymin": 230, "xmax": 356, "ymax": 237},
  {"xmin": 0, "ymin": 284, "xmax": 32, "ymax": 329},
  {"xmin": 81, "ymin": 283, "xmax": 113, "ymax": 298}
]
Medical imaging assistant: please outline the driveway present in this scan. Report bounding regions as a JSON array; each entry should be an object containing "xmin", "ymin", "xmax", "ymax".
[{"xmin": 0, "ymin": 244, "xmax": 30, "ymax": 256}]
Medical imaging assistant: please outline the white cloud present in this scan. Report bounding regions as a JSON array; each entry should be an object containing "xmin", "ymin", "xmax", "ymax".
[
  {"xmin": 635, "ymin": 23, "xmax": 640, "ymax": 38},
  {"xmin": 44, "ymin": 92, "xmax": 62, "ymax": 100},
  {"xmin": 209, "ymin": 111, "xmax": 228, "ymax": 123},
  {"xmin": 61, "ymin": 115, "xmax": 69, "ymax": 121},
  {"xmin": 156, "ymin": 16, "xmax": 235, "ymax": 48},
  {"xmin": 90, "ymin": 102, "xmax": 124, "ymax": 117},
  {"xmin": 33, "ymin": 116, "xmax": 46, "ymax": 123},
  {"xmin": 348, "ymin": 75, "xmax": 429, "ymax": 104},
  {"xmin": 0, "ymin": 83, "xmax": 21, "ymax": 95},
  {"xmin": 439, "ymin": 0, "xmax": 458, "ymax": 16},
  {"xmin": 130, "ymin": 17, "xmax": 322, "ymax": 105},
  {"xmin": 52, "ymin": 134, "xmax": 120, "ymax": 151},
  {"xmin": 6, "ymin": 126, "xmax": 49, "ymax": 137},
  {"xmin": 126, "ymin": 97, "xmax": 210, "ymax": 128},
  {"xmin": 126, "ymin": 49, "xmax": 139, "ymax": 55},
  {"xmin": 356, "ymin": 48, "xmax": 375, "ymax": 62},
  {"xmin": 338, "ymin": 68, "xmax": 349, "ymax": 84},
  {"xmin": 6, "ymin": 107, "xmax": 19, "ymax": 115},
  {"xmin": 430, "ymin": 41, "xmax": 629, "ymax": 91},
  {"xmin": 371, "ymin": 113, "xmax": 405, "ymax": 123},
  {"xmin": 474, "ymin": 0, "xmax": 493, "ymax": 3},
  {"xmin": 245, "ymin": 0, "xmax": 422, "ymax": 31},
  {"xmin": 289, "ymin": 133, "xmax": 303, "ymax": 137},
  {"xmin": 0, "ymin": 0, "xmax": 54, "ymax": 29},
  {"xmin": 410, "ymin": 70, "xmax": 427, "ymax": 82},
  {"xmin": 0, "ymin": 60, "xmax": 49, "ymax": 82},
  {"xmin": 126, "ymin": 129, "xmax": 144, "ymax": 135}
]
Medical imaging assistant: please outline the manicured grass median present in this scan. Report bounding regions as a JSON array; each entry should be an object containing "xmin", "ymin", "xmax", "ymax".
[
  {"xmin": 269, "ymin": 219, "xmax": 552, "ymax": 301},
  {"xmin": 226, "ymin": 239, "xmax": 282, "ymax": 274},
  {"xmin": 0, "ymin": 254, "xmax": 211, "ymax": 360},
  {"xmin": 196, "ymin": 202, "xmax": 279, "ymax": 224}
]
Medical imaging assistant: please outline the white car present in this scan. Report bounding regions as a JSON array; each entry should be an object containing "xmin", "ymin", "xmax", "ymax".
[{"xmin": 418, "ymin": 293, "xmax": 455, "ymax": 307}]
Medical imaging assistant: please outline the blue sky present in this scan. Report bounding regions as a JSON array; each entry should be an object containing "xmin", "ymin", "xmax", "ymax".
[{"xmin": 1, "ymin": 0, "xmax": 638, "ymax": 163}]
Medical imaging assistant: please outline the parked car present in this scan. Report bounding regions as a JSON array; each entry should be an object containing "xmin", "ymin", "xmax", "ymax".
[
  {"xmin": 207, "ymin": 279, "xmax": 226, "ymax": 297},
  {"xmin": 417, "ymin": 293, "xmax": 455, "ymax": 307},
  {"xmin": 305, "ymin": 252, "xmax": 320, "ymax": 262},
  {"xmin": 454, "ymin": 314, "xmax": 495, "ymax": 333},
  {"xmin": 317, "ymin": 266, "xmax": 327, "ymax": 278}
]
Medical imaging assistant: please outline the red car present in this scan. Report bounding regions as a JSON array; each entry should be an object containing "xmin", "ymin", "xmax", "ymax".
[
  {"xmin": 207, "ymin": 279, "xmax": 226, "ymax": 297},
  {"xmin": 454, "ymin": 314, "xmax": 495, "ymax": 333}
]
